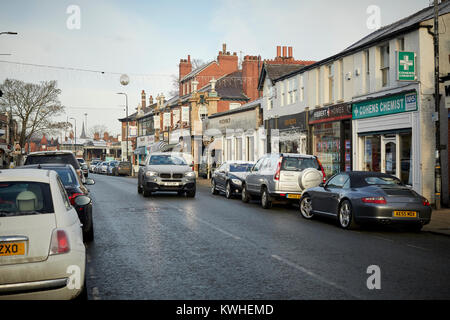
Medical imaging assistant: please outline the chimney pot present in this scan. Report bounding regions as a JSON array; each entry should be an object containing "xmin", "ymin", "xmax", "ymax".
[
  {"xmin": 288, "ymin": 46, "xmax": 293, "ymax": 57},
  {"xmin": 188, "ymin": 55, "xmax": 191, "ymax": 63},
  {"xmin": 222, "ymin": 43, "xmax": 227, "ymax": 54},
  {"xmin": 282, "ymin": 46, "xmax": 287, "ymax": 58},
  {"xmin": 277, "ymin": 46, "xmax": 281, "ymax": 57}
]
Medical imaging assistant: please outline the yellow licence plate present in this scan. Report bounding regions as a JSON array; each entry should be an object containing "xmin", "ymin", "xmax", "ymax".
[
  {"xmin": 393, "ymin": 211, "xmax": 417, "ymax": 218},
  {"xmin": 0, "ymin": 242, "xmax": 26, "ymax": 257},
  {"xmin": 287, "ymin": 194, "xmax": 301, "ymax": 199}
]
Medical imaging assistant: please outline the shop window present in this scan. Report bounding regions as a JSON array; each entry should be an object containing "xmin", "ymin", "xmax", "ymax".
[
  {"xmin": 312, "ymin": 122, "xmax": 342, "ymax": 178},
  {"xmin": 236, "ymin": 137, "xmax": 243, "ymax": 160},
  {"xmin": 400, "ymin": 132, "xmax": 412, "ymax": 185},
  {"xmin": 247, "ymin": 136, "xmax": 254, "ymax": 161},
  {"xmin": 364, "ymin": 135, "xmax": 381, "ymax": 172}
]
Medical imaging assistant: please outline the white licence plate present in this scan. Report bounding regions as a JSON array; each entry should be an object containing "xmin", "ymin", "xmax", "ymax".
[{"xmin": 164, "ymin": 182, "xmax": 180, "ymax": 186}]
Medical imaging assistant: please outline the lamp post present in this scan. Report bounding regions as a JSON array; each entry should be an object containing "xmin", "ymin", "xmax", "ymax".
[
  {"xmin": 69, "ymin": 117, "xmax": 76, "ymax": 154},
  {"xmin": 117, "ymin": 92, "xmax": 129, "ymax": 161}
]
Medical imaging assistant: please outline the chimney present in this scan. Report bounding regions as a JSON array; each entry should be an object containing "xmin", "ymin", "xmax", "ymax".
[
  {"xmin": 282, "ymin": 46, "xmax": 287, "ymax": 58},
  {"xmin": 217, "ymin": 43, "xmax": 238, "ymax": 74},
  {"xmin": 242, "ymin": 55, "xmax": 261, "ymax": 102},
  {"xmin": 222, "ymin": 43, "xmax": 227, "ymax": 54},
  {"xmin": 179, "ymin": 55, "xmax": 192, "ymax": 96},
  {"xmin": 149, "ymin": 95, "xmax": 153, "ymax": 106},
  {"xmin": 277, "ymin": 46, "xmax": 281, "ymax": 58},
  {"xmin": 141, "ymin": 90, "xmax": 146, "ymax": 112},
  {"xmin": 288, "ymin": 46, "xmax": 293, "ymax": 58}
]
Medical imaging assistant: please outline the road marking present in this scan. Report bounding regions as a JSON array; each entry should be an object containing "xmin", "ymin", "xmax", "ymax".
[
  {"xmin": 371, "ymin": 235, "xmax": 394, "ymax": 242},
  {"xmin": 406, "ymin": 244, "xmax": 429, "ymax": 251},
  {"xmin": 271, "ymin": 254, "xmax": 361, "ymax": 299}
]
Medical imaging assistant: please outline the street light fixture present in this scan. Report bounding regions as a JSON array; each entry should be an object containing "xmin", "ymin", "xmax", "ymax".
[{"xmin": 69, "ymin": 117, "xmax": 77, "ymax": 154}]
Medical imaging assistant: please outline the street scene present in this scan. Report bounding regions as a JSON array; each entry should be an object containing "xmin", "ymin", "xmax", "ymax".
[{"xmin": 1, "ymin": 0, "xmax": 450, "ymax": 308}]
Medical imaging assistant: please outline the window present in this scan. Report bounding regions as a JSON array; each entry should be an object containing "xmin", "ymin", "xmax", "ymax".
[
  {"xmin": 339, "ymin": 59, "xmax": 344, "ymax": 100},
  {"xmin": 149, "ymin": 155, "xmax": 187, "ymax": 165},
  {"xmin": 287, "ymin": 78, "xmax": 297, "ymax": 104},
  {"xmin": 267, "ymin": 85, "xmax": 274, "ymax": 110},
  {"xmin": 299, "ymin": 75, "xmax": 304, "ymax": 102},
  {"xmin": 364, "ymin": 50, "xmax": 370, "ymax": 93},
  {"xmin": 286, "ymin": 81, "xmax": 291, "ymax": 105},
  {"xmin": 252, "ymin": 157, "xmax": 266, "ymax": 172},
  {"xmin": 226, "ymin": 139, "xmax": 232, "ymax": 161},
  {"xmin": 326, "ymin": 174, "xmax": 349, "ymax": 188},
  {"xmin": 397, "ymin": 38, "xmax": 405, "ymax": 51},
  {"xmin": 280, "ymin": 82, "xmax": 285, "ymax": 106},
  {"xmin": 380, "ymin": 44, "xmax": 390, "ymax": 87},
  {"xmin": 247, "ymin": 136, "xmax": 254, "ymax": 161},
  {"xmin": 328, "ymin": 64, "xmax": 334, "ymax": 102},
  {"xmin": 235, "ymin": 137, "xmax": 243, "ymax": 160},
  {"xmin": 56, "ymin": 177, "xmax": 71, "ymax": 211},
  {"xmin": 229, "ymin": 103, "xmax": 241, "ymax": 110}
]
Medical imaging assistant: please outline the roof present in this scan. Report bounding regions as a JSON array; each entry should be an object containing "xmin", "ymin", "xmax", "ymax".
[
  {"xmin": 276, "ymin": 1, "xmax": 450, "ymax": 82},
  {"xmin": 180, "ymin": 61, "xmax": 216, "ymax": 82},
  {"xmin": 258, "ymin": 63, "xmax": 306, "ymax": 89},
  {"xmin": 0, "ymin": 168, "xmax": 54, "ymax": 182},
  {"xmin": 208, "ymin": 97, "xmax": 262, "ymax": 119},
  {"xmin": 27, "ymin": 150, "xmax": 75, "ymax": 156}
]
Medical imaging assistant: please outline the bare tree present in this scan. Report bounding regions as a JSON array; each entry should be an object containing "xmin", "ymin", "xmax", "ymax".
[
  {"xmin": 0, "ymin": 78, "xmax": 68, "ymax": 160},
  {"xmin": 88, "ymin": 124, "xmax": 108, "ymax": 139}
]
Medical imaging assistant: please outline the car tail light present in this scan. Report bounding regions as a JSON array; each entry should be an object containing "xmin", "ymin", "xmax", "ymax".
[
  {"xmin": 362, "ymin": 197, "xmax": 386, "ymax": 204},
  {"xmin": 68, "ymin": 192, "xmax": 84, "ymax": 206},
  {"xmin": 422, "ymin": 198, "xmax": 430, "ymax": 206},
  {"xmin": 316, "ymin": 157, "xmax": 326, "ymax": 183},
  {"xmin": 274, "ymin": 157, "xmax": 282, "ymax": 181},
  {"xmin": 49, "ymin": 229, "xmax": 70, "ymax": 255}
]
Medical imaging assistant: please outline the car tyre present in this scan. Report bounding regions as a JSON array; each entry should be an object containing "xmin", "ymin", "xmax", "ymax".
[
  {"xmin": 211, "ymin": 180, "xmax": 219, "ymax": 195},
  {"xmin": 225, "ymin": 181, "xmax": 233, "ymax": 199},
  {"xmin": 241, "ymin": 184, "xmax": 251, "ymax": 203},
  {"xmin": 143, "ymin": 187, "xmax": 151, "ymax": 197},
  {"xmin": 299, "ymin": 195, "xmax": 314, "ymax": 219},
  {"xmin": 261, "ymin": 187, "xmax": 272, "ymax": 209},
  {"xmin": 137, "ymin": 181, "xmax": 143, "ymax": 194},
  {"xmin": 187, "ymin": 188, "xmax": 196, "ymax": 198},
  {"xmin": 84, "ymin": 223, "xmax": 94, "ymax": 242},
  {"xmin": 338, "ymin": 199, "xmax": 358, "ymax": 230}
]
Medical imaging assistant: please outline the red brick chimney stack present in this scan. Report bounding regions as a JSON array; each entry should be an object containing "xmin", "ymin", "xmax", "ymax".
[
  {"xmin": 141, "ymin": 90, "xmax": 146, "ymax": 112},
  {"xmin": 242, "ymin": 55, "xmax": 262, "ymax": 102},
  {"xmin": 288, "ymin": 46, "xmax": 293, "ymax": 58},
  {"xmin": 276, "ymin": 46, "xmax": 281, "ymax": 58},
  {"xmin": 179, "ymin": 55, "xmax": 192, "ymax": 95}
]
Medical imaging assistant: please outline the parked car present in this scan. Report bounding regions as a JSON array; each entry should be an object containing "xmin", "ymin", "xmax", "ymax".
[
  {"xmin": 106, "ymin": 161, "xmax": 119, "ymax": 175},
  {"xmin": 76, "ymin": 158, "xmax": 85, "ymax": 165},
  {"xmin": 81, "ymin": 163, "xmax": 89, "ymax": 178},
  {"xmin": 241, "ymin": 153, "xmax": 324, "ymax": 209},
  {"xmin": 299, "ymin": 171, "xmax": 432, "ymax": 231},
  {"xmin": 0, "ymin": 168, "xmax": 87, "ymax": 299},
  {"xmin": 112, "ymin": 161, "xmax": 132, "ymax": 176},
  {"xmin": 24, "ymin": 151, "xmax": 82, "ymax": 180},
  {"xmin": 89, "ymin": 160, "xmax": 101, "ymax": 173},
  {"xmin": 137, "ymin": 152, "xmax": 196, "ymax": 197},
  {"xmin": 18, "ymin": 164, "xmax": 95, "ymax": 242},
  {"xmin": 93, "ymin": 162, "xmax": 103, "ymax": 174},
  {"xmin": 99, "ymin": 161, "xmax": 109, "ymax": 174},
  {"xmin": 211, "ymin": 161, "xmax": 254, "ymax": 199}
]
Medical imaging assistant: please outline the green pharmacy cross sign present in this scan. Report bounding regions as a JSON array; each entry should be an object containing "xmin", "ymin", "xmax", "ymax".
[{"xmin": 398, "ymin": 51, "xmax": 416, "ymax": 81}]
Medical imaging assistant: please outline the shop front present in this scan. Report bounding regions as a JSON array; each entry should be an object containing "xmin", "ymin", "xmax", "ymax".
[
  {"xmin": 352, "ymin": 91, "xmax": 419, "ymax": 188},
  {"xmin": 309, "ymin": 103, "xmax": 352, "ymax": 178},
  {"xmin": 135, "ymin": 134, "xmax": 155, "ymax": 163},
  {"xmin": 278, "ymin": 112, "xmax": 308, "ymax": 154}
]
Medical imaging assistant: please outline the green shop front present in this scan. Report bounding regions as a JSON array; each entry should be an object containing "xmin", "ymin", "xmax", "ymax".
[{"xmin": 352, "ymin": 90, "xmax": 419, "ymax": 188}]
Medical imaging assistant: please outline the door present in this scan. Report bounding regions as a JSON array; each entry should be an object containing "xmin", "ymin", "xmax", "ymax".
[
  {"xmin": 381, "ymin": 134, "xmax": 399, "ymax": 178},
  {"xmin": 313, "ymin": 173, "xmax": 348, "ymax": 214},
  {"xmin": 247, "ymin": 157, "xmax": 266, "ymax": 193},
  {"xmin": 216, "ymin": 163, "xmax": 227, "ymax": 190}
]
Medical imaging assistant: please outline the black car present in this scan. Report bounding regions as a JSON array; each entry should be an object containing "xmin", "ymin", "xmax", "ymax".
[
  {"xmin": 24, "ymin": 151, "xmax": 83, "ymax": 180},
  {"xmin": 18, "ymin": 164, "xmax": 96, "ymax": 241},
  {"xmin": 211, "ymin": 161, "xmax": 254, "ymax": 199},
  {"xmin": 299, "ymin": 171, "xmax": 432, "ymax": 231}
]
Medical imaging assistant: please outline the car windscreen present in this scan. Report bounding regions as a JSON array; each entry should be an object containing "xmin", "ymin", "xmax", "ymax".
[
  {"xmin": 281, "ymin": 157, "xmax": 320, "ymax": 171},
  {"xmin": 25, "ymin": 154, "xmax": 80, "ymax": 169},
  {"xmin": 364, "ymin": 176, "xmax": 402, "ymax": 186},
  {"xmin": 230, "ymin": 164, "xmax": 253, "ymax": 172},
  {"xmin": 119, "ymin": 162, "xmax": 131, "ymax": 167},
  {"xmin": 51, "ymin": 168, "xmax": 78, "ymax": 187},
  {"xmin": 149, "ymin": 155, "xmax": 187, "ymax": 165},
  {"xmin": 0, "ymin": 182, "xmax": 54, "ymax": 217}
]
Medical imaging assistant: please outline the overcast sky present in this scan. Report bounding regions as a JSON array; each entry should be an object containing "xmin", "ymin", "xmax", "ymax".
[{"xmin": 0, "ymin": 0, "xmax": 430, "ymax": 138}]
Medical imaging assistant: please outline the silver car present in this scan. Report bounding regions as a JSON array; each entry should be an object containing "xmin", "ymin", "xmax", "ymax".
[
  {"xmin": 137, "ymin": 152, "xmax": 196, "ymax": 197},
  {"xmin": 241, "ymin": 153, "xmax": 325, "ymax": 209}
]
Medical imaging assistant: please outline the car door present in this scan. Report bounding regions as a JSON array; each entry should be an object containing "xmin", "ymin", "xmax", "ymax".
[
  {"xmin": 315, "ymin": 173, "xmax": 349, "ymax": 215},
  {"xmin": 247, "ymin": 157, "xmax": 267, "ymax": 193},
  {"xmin": 215, "ymin": 163, "xmax": 227, "ymax": 191}
]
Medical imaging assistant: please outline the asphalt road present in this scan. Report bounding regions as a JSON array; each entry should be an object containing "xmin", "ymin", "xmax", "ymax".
[{"xmin": 85, "ymin": 173, "xmax": 450, "ymax": 300}]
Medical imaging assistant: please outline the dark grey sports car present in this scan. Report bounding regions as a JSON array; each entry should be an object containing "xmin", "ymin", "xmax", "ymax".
[{"xmin": 299, "ymin": 171, "xmax": 432, "ymax": 231}]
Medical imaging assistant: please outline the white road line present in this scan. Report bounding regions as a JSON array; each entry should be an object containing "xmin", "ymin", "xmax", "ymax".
[
  {"xmin": 271, "ymin": 254, "xmax": 361, "ymax": 299},
  {"xmin": 406, "ymin": 244, "xmax": 429, "ymax": 251}
]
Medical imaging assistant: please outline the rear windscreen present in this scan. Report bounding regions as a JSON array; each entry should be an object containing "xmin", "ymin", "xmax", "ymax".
[
  {"xmin": 119, "ymin": 162, "xmax": 131, "ymax": 167},
  {"xmin": 281, "ymin": 157, "xmax": 320, "ymax": 171},
  {"xmin": 25, "ymin": 155, "xmax": 80, "ymax": 169},
  {"xmin": 0, "ymin": 182, "xmax": 54, "ymax": 217}
]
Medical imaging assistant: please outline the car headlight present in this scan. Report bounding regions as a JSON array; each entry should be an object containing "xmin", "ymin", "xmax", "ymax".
[
  {"xmin": 145, "ymin": 171, "xmax": 158, "ymax": 177},
  {"xmin": 185, "ymin": 171, "xmax": 196, "ymax": 178},
  {"xmin": 231, "ymin": 178, "xmax": 242, "ymax": 186}
]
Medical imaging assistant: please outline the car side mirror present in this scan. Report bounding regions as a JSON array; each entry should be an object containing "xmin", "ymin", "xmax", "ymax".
[
  {"xmin": 319, "ymin": 182, "xmax": 325, "ymax": 187},
  {"xmin": 85, "ymin": 178, "xmax": 95, "ymax": 185},
  {"xmin": 74, "ymin": 195, "xmax": 91, "ymax": 207}
]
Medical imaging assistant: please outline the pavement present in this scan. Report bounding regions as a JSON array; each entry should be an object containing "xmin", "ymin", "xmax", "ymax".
[{"xmin": 124, "ymin": 175, "xmax": 450, "ymax": 237}]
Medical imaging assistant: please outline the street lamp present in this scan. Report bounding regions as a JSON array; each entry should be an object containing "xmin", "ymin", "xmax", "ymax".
[
  {"xmin": 69, "ymin": 117, "xmax": 77, "ymax": 154},
  {"xmin": 117, "ymin": 92, "xmax": 129, "ymax": 161}
]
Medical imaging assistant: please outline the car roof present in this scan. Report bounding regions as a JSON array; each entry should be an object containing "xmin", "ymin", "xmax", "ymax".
[
  {"xmin": 27, "ymin": 151, "xmax": 75, "ymax": 156},
  {"xmin": 0, "ymin": 168, "xmax": 54, "ymax": 183},
  {"xmin": 224, "ymin": 161, "xmax": 254, "ymax": 164}
]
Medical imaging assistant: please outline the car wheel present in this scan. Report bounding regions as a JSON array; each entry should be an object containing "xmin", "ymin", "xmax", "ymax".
[
  {"xmin": 338, "ymin": 200, "xmax": 358, "ymax": 230},
  {"xmin": 261, "ymin": 187, "xmax": 272, "ymax": 209},
  {"xmin": 187, "ymin": 188, "xmax": 196, "ymax": 198},
  {"xmin": 211, "ymin": 180, "xmax": 219, "ymax": 195},
  {"xmin": 225, "ymin": 181, "xmax": 232, "ymax": 199},
  {"xmin": 84, "ymin": 223, "xmax": 94, "ymax": 242},
  {"xmin": 405, "ymin": 224, "xmax": 423, "ymax": 233},
  {"xmin": 241, "ymin": 184, "xmax": 250, "ymax": 203},
  {"xmin": 299, "ymin": 195, "xmax": 314, "ymax": 219},
  {"xmin": 143, "ymin": 187, "xmax": 151, "ymax": 197},
  {"xmin": 137, "ymin": 181, "xmax": 143, "ymax": 194}
]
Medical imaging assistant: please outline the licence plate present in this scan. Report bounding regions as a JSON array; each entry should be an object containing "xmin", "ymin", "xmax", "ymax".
[
  {"xmin": 0, "ymin": 242, "xmax": 26, "ymax": 257},
  {"xmin": 164, "ymin": 182, "xmax": 179, "ymax": 186},
  {"xmin": 393, "ymin": 211, "xmax": 417, "ymax": 218},
  {"xmin": 287, "ymin": 194, "xmax": 301, "ymax": 199}
]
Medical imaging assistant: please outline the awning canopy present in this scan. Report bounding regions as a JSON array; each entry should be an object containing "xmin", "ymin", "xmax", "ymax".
[{"xmin": 134, "ymin": 146, "xmax": 146, "ymax": 155}]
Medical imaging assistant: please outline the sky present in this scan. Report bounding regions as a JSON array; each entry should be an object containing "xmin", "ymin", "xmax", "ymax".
[{"xmin": 0, "ymin": 0, "xmax": 431, "ymax": 138}]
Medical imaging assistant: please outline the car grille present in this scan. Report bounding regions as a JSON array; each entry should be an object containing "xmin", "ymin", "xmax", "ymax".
[
  {"xmin": 172, "ymin": 173, "xmax": 183, "ymax": 179},
  {"xmin": 160, "ymin": 173, "xmax": 171, "ymax": 179},
  {"xmin": 159, "ymin": 173, "xmax": 184, "ymax": 179},
  {"xmin": 161, "ymin": 180, "xmax": 182, "ymax": 182}
]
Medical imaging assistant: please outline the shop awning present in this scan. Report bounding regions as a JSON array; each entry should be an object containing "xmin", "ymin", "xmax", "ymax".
[{"xmin": 133, "ymin": 146, "xmax": 146, "ymax": 155}]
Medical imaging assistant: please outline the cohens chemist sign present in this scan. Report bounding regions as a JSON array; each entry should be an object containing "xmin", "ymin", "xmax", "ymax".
[{"xmin": 352, "ymin": 92, "xmax": 417, "ymax": 119}]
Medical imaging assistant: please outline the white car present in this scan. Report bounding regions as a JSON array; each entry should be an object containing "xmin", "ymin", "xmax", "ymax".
[{"xmin": 0, "ymin": 169, "xmax": 87, "ymax": 300}]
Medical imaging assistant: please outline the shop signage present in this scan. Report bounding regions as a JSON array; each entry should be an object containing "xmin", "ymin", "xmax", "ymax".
[
  {"xmin": 137, "ymin": 135, "xmax": 155, "ymax": 148},
  {"xmin": 128, "ymin": 126, "xmax": 137, "ymax": 137},
  {"xmin": 352, "ymin": 92, "xmax": 417, "ymax": 119},
  {"xmin": 398, "ymin": 51, "xmax": 416, "ymax": 81},
  {"xmin": 205, "ymin": 109, "xmax": 257, "ymax": 134},
  {"xmin": 309, "ymin": 103, "xmax": 352, "ymax": 124},
  {"xmin": 278, "ymin": 112, "xmax": 307, "ymax": 131}
]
